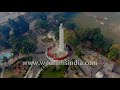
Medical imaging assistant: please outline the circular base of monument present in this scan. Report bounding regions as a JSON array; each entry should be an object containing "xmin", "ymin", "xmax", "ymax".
[{"xmin": 46, "ymin": 44, "xmax": 73, "ymax": 62}]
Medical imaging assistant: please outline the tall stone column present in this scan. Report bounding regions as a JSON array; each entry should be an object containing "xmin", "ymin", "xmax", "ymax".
[{"xmin": 59, "ymin": 23, "xmax": 64, "ymax": 52}]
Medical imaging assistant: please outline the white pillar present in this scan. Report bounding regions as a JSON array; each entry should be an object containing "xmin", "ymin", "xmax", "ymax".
[{"xmin": 59, "ymin": 23, "xmax": 64, "ymax": 52}]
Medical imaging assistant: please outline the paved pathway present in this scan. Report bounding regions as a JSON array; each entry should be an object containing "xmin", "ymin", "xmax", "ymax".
[
  {"xmin": 0, "ymin": 12, "xmax": 26, "ymax": 25},
  {"xmin": 0, "ymin": 65, "xmax": 5, "ymax": 78}
]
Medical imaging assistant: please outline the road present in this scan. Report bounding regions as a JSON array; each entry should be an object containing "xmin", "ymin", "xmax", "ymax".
[
  {"xmin": 0, "ymin": 64, "xmax": 5, "ymax": 78},
  {"xmin": 24, "ymin": 53, "xmax": 48, "ymax": 78},
  {"xmin": 0, "ymin": 12, "xmax": 26, "ymax": 25}
]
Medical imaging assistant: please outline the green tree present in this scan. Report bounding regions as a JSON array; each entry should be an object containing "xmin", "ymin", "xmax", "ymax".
[
  {"xmin": 54, "ymin": 27, "xmax": 59, "ymax": 40},
  {"xmin": 34, "ymin": 19, "xmax": 49, "ymax": 30},
  {"xmin": 9, "ymin": 36, "xmax": 20, "ymax": 50},
  {"xmin": 62, "ymin": 12, "xmax": 76, "ymax": 18},
  {"xmin": 2, "ymin": 56, "xmax": 9, "ymax": 64},
  {"xmin": 12, "ymin": 49, "xmax": 19, "ymax": 59},
  {"xmin": 108, "ymin": 48, "xmax": 119, "ymax": 60},
  {"xmin": 77, "ymin": 28, "xmax": 89, "ymax": 42},
  {"xmin": 28, "ymin": 12, "xmax": 48, "ymax": 20},
  {"xmin": 8, "ymin": 16, "xmax": 29, "ymax": 36},
  {"xmin": 65, "ymin": 21, "xmax": 77, "ymax": 30},
  {"xmin": 0, "ymin": 25, "xmax": 11, "ymax": 49},
  {"xmin": 9, "ymin": 35, "xmax": 37, "ymax": 55},
  {"xmin": 19, "ymin": 35, "xmax": 37, "ymax": 54},
  {"xmin": 69, "ymin": 37, "xmax": 79, "ymax": 47},
  {"xmin": 0, "ymin": 25, "xmax": 11, "ymax": 39},
  {"xmin": 0, "ymin": 33, "xmax": 3, "ymax": 41},
  {"xmin": 64, "ymin": 29, "xmax": 79, "ymax": 47},
  {"xmin": 108, "ymin": 44, "xmax": 120, "ymax": 60},
  {"xmin": 102, "ymin": 40, "xmax": 112, "ymax": 53},
  {"xmin": 93, "ymin": 33, "xmax": 104, "ymax": 49},
  {"xmin": 17, "ymin": 16, "xmax": 29, "ymax": 34},
  {"xmin": 0, "ymin": 40, "xmax": 11, "ymax": 49},
  {"xmin": 54, "ymin": 14, "xmax": 67, "ymax": 24},
  {"xmin": 75, "ymin": 48, "xmax": 82, "ymax": 58},
  {"xmin": 76, "ymin": 27, "xmax": 101, "ymax": 42}
]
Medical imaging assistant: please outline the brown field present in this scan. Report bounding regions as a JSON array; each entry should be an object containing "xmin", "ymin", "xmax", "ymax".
[{"xmin": 72, "ymin": 12, "xmax": 120, "ymax": 44}]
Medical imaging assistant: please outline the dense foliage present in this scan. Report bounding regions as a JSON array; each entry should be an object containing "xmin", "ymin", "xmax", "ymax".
[
  {"xmin": 8, "ymin": 16, "xmax": 29, "ymax": 36},
  {"xmin": 108, "ymin": 44, "xmax": 120, "ymax": 60},
  {"xmin": 9, "ymin": 35, "xmax": 37, "ymax": 54}
]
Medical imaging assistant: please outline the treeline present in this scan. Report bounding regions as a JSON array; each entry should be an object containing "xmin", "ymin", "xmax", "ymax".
[
  {"xmin": 9, "ymin": 35, "xmax": 37, "ymax": 54},
  {"xmin": 0, "ymin": 16, "xmax": 37, "ymax": 55},
  {"xmin": 32, "ymin": 12, "xmax": 77, "ymax": 33},
  {"xmin": 0, "ymin": 16, "xmax": 29, "ymax": 49}
]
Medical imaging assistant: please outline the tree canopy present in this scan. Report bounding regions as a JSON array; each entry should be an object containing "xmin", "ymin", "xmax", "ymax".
[
  {"xmin": 64, "ymin": 29, "xmax": 79, "ymax": 47},
  {"xmin": 0, "ymin": 25, "xmax": 11, "ymax": 49},
  {"xmin": 28, "ymin": 12, "xmax": 48, "ymax": 20},
  {"xmin": 9, "ymin": 35, "xmax": 37, "ymax": 54},
  {"xmin": 93, "ymin": 33, "xmax": 104, "ymax": 49},
  {"xmin": 108, "ymin": 44, "xmax": 120, "ymax": 60},
  {"xmin": 34, "ymin": 19, "xmax": 49, "ymax": 30},
  {"xmin": 64, "ymin": 21, "xmax": 77, "ymax": 30},
  {"xmin": 0, "ymin": 25, "xmax": 11, "ymax": 39},
  {"xmin": 8, "ymin": 16, "xmax": 29, "ymax": 36}
]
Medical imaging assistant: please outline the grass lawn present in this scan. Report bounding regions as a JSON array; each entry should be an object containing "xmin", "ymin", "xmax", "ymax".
[
  {"xmin": 40, "ymin": 70, "xmax": 64, "ymax": 78},
  {"xmin": 2, "ymin": 69, "xmax": 14, "ymax": 78},
  {"xmin": 39, "ymin": 65, "xmax": 68, "ymax": 78}
]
